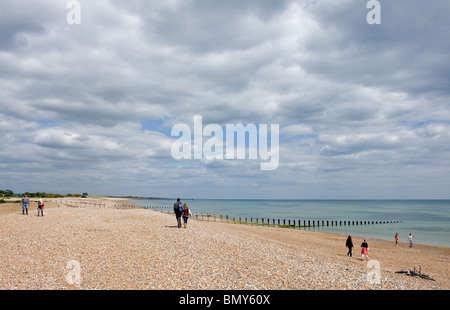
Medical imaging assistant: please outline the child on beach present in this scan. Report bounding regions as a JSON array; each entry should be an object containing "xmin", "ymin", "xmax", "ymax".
[
  {"xmin": 37, "ymin": 199, "xmax": 44, "ymax": 216},
  {"xmin": 409, "ymin": 234, "xmax": 414, "ymax": 248},
  {"xmin": 395, "ymin": 233, "xmax": 399, "ymax": 246},
  {"xmin": 361, "ymin": 239, "xmax": 369, "ymax": 260},
  {"xmin": 182, "ymin": 203, "xmax": 192, "ymax": 228}
]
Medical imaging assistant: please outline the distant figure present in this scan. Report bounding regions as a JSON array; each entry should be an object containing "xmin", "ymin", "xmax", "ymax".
[
  {"xmin": 346, "ymin": 236, "xmax": 354, "ymax": 257},
  {"xmin": 182, "ymin": 203, "xmax": 193, "ymax": 229},
  {"xmin": 408, "ymin": 233, "xmax": 414, "ymax": 248},
  {"xmin": 21, "ymin": 194, "xmax": 30, "ymax": 215},
  {"xmin": 173, "ymin": 198, "xmax": 183, "ymax": 228},
  {"xmin": 361, "ymin": 239, "xmax": 369, "ymax": 260},
  {"xmin": 394, "ymin": 233, "xmax": 399, "ymax": 246},
  {"xmin": 37, "ymin": 199, "xmax": 44, "ymax": 217}
]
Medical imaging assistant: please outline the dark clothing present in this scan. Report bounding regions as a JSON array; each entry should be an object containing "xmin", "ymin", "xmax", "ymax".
[
  {"xmin": 173, "ymin": 201, "xmax": 182, "ymax": 215},
  {"xmin": 346, "ymin": 237, "xmax": 354, "ymax": 257},
  {"xmin": 37, "ymin": 201, "xmax": 44, "ymax": 216},
  {"xmin": 174, "ymin": 201, "xmax": 183, "ymax": 228}
]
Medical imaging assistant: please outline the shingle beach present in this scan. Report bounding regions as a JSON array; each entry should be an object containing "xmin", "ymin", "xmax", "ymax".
[{"xmin": 1, "ymin": 198, "xmax": 448, "ymax": 290}]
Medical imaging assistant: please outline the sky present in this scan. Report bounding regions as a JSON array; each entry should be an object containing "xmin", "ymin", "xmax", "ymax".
[{"xmin": 1, "ymin": 0, "xmax": 449, "ymax": 199}]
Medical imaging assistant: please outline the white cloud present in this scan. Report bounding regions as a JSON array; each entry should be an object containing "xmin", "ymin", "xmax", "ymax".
[{"xmin": 0, "ymin": 0, "xmax": 449, "ymax": 198}]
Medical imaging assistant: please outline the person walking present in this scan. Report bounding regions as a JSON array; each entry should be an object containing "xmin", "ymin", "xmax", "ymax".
[
  {"xmin": 21, "ymin": 194, "xmax": 30, "ymax": 215},
  {"xmin": 37, "ymin": 199, "xmax": 44, "ymax": 217},
  {"xmin": 361, "ymin": 239, "xmax": 369, "ymax": 260},
  {"xmin": 173, "ymin": 198, "xmax": 183, "ymax": 228},
  {"xmin": 395, "ymin": 233, "xmax": 399, "ymax": 246},
  {"xmin": 182, "ymin": 203, "xmax": 192, "ymax": 228},
  {"xmin": 346, "ymin": 236, "xmax": 354, "ymax": 257},
  {"xmin": 408, "ymin": 233, "xmax": 414, "ymax": 248}
]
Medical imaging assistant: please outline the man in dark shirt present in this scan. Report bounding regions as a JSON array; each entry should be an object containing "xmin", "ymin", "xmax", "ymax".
[{"xmin": 173, "ymin": 198, "xmax": 183, "ymax": 228}]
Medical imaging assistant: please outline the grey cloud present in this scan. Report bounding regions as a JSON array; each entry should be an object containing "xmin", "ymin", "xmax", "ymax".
[
  {"xmin": 1, "ymin": 0, "xmax": 449, "ymax": 198},
  {"xmin": 301, "ymin": 0, "xmax": 450, "ymax": 96}
]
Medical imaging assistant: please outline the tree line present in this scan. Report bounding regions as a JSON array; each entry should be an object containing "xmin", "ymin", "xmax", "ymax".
[{"xmin": 1, "ymin": 189, "xmax": 82, "ymax": 198}]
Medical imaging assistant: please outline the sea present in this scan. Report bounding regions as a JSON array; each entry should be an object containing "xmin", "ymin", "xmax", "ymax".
[{"xmin": 132, "ymin": 199, "xmax": 450, "ymax": 248}]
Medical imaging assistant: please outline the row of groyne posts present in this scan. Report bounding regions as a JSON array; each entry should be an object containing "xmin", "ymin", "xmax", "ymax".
[
  {"xmin": 57, "ymin": 198, "xmax": 106, "ymax": 208},
  {"xmin": 57, "ymin": 199, "xmax": 144, "ymax": 209},
  {"xmin": 143, "ymin": 205, "xmax": 402, "ymax": 228}
]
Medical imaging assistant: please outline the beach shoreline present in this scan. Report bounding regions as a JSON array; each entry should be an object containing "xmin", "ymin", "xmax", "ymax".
[{"xmin": 1, "ymin": 197, "xmax": 448, "ymax": 290}]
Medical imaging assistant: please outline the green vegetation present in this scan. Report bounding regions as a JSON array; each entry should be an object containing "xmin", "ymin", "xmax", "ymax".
[
  {"xmin": 23, "ymin": 192, "xmax": 64, "ymax": 198},
  {"xmin": 0, "ymin": 199, "xmax": 20, "ymax": 204},
  {"xmin": 1, "ymin": 188, "xmax": 82, "ymax": 199},
  {"xmin": 0, "ymin": 189, "xmax": 14, "ymax": 197}
]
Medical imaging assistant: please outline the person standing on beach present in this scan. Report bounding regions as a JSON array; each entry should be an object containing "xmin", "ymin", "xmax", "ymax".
[
  {"xmin": 361, "ymin": 239, "xmax": 369, "ymax": 260},
  {"xmin": 37, "ymin": 199, "xmax": 44, "ymax": 217},
  {"xmin": 21, "ymin": 194, "xmax": 29, "ymax": 215},
  {"xmin": 346, "ymin": 236, "xmax": 354, "ymax": 257},
  {"xmin": 408, "ymin": 233, "xmax": 414, "ymax": 248},
  {"xmin": 173, "ymin": 198, "xmax": 183, "ymax": 228},
  {"xmin": 395, "ymin": 233, "xmax": 399, "ymax": 246},
  {"xmin": 182, "ymin": 203, "xmax": 192, "ymax": 229}
]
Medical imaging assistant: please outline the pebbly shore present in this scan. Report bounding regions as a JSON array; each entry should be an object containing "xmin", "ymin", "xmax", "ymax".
[{"xmin": 0, "ymin": 198, "xmax": 448, "ymax": 290}]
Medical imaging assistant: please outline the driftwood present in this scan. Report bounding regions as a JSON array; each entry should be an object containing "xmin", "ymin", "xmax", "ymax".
[{"xmin": 395, "ymin": 266, "xmax": 435, "ymax": 281}]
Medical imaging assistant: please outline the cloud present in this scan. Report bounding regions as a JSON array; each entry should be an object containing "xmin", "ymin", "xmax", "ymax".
[{"xmin": 0, "ymin": 0, "xmax": 449, "ymax": 198}]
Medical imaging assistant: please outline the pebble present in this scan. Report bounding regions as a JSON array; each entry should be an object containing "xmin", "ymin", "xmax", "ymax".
[{"xmin": 0, "ymin": 198, "xmax": 448, "ymax": 290}]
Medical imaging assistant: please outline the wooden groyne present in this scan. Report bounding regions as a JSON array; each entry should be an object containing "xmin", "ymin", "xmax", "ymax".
[
  {"xmin": 57, "ymin": 198, "xmax": 106, "ymax": 208},
  {"xmin": 143, "ymin": 205, "xmax": 402, "ymax": 228}
]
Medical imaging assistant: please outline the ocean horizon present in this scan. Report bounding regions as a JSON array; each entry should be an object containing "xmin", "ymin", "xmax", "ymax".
[{"xmin": 132, "ymin": 199, "xmax": 450, "ymax": 248}]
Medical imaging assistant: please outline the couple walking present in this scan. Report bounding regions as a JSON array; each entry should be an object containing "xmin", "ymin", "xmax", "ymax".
[
  {"xmin": 21, "ymin": 195, "xmax": 44, "ymax": 216},
  {"xmin": 346, "ymin": 236, "xmax": 369, "ymax": 260},
  {"xmin": 395, "ymin": 232, "xmax": 414, "ymax": 248},
  {"xmin": 173, "ymin": 198, "xmax": 192, "ymax": 229}
]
